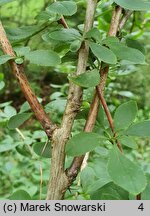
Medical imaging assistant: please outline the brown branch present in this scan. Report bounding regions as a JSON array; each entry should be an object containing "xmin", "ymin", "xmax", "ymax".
[
  {"xmin": 0, "ymin": 21, "xmax": 56, "ymax": 138},
  {"xmin": 96, "ymin": 86, "xmax": 114, "ymax": 133},
  {"xmin": 119, "ymin": 10, "xmax": 133, "ymax": 30},
  {"xmin": 67, "ymin": 6, "xmax": 123, "ymax": 183},
  {"xmin": 58, "ymin": 16, "xmax": 69, "ymax": 29},
  {"xmin": 136, "ymin": 194, "xmax": 141, "ymax": 200},
  {"xmin": 96, "ymin": 86, "xmax": 123, "ymax": 152},
  {"xmin": 46, "ymin": 0, "xmax": 98, "ymax": 200}
]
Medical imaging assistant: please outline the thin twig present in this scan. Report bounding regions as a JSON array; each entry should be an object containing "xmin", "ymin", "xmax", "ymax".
[
  {"xmin": 96, "ymin": 86, "xmax": 123, "ymax": 152},
  {"xmin": 58, "ymin": 16, "xmax": 69, "ymax": 29},
  {"xmin": 16, "ymin": 128, "xmax": 26, "ymax": 140},
  {"xmin": 119, "ymin": 10, "xmax": 133, "ymax": 30}
]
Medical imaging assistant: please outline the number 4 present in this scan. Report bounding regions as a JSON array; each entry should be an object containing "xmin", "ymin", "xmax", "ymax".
[{"xmin": 138, "ymin": 203, "xmax": 144, "ymax": 211}]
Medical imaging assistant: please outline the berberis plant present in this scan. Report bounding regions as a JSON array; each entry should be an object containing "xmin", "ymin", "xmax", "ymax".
[{"xmin": 0, "ymin": 0, "xmax": 150, "ymax": 200}]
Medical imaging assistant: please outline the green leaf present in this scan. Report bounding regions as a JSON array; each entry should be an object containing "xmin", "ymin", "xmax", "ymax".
[
  {"xmin": 126, "ymin": 120, "xmax": 150, "ymax": 137},
  {"xmin": 0, "ymin": 55, "xmax": 14, "ymax": 65},
  {"xmin": 89, "ymin": 42, "xmax": 117, "ymax": 64},
  {"xmin": 126, "ymin": 38, "xmax": 145, "ymax": 55},
  {"xmin": 142, "ymin": 174, "xmax": 150, "ymax": 200},
  {"xmin": 14, "ymin": 46, "xmax": 30, "ymax": 57},
  {"xmin": 49, "ymin": 28, "xmax": 81, "ymax": 42},
  {"xmin": 45, "ymin": 99, "xmax": 66, "ymax": 114},
  {"xmin": 16, "ymin": 145, "xmax": 32, "ymax": 157},
  {"xmin": 19, "ymin": 101, "xmax": 30, "ymax": 113},
  {"xmin": 108, "ymin": 42, "xmax": 145, "ymax": 64},
  {"xmin": 19, "ymin": 98, "xmax": 42, "ymax": 113},
  {"xmin": 8, "ymin": 113, "xmax": 32, "ymax": 129},
  {"xmin": 36, "ymin": 11, "xmax": 52, "ymax": 21},
  {"xmin": 80, "ymin": 167, "xmax": 97, "ymax": 192},
  {"xmin": 0, "ymin": 0, "xmax": 16, "ymax": 6},
  {"xmin": 102, "ymin": 36, "xmax": 119, "ymax": 45},
  {"xmin": 15, "ymin": 58, "xmax": 24, "ymax": 64},
  {"xmin": 66, "ymin": 132, "xmax": 106, "ymax": 156},
  {"xmin": 68, "ymin": 69, "xmax": 100, "ymax": 88},
  {"xmin": 70, "ymin": 40, "xmax": 81, "ymax": 52},
  {"xmin": 88, "ymin": 178, "xmax": 112, "ymax": 194},
  {"xmin": 86, "ymin": 28, "xmax": 101, "ymax": 42},
  {"xmin": 108, "ymin": 146, "xmax": 147, "ymax": 195},
  {"xmin": 91, "ymin": 158, "xmax": 111, "ymax": 180},
  {"xmin": 36, "ymin": 11, "xmax": 61, "ymax": 22},
  {"xmin": 114, "ymin": 101, "xmax": 138, "ymax": 130},
  {"xmin": 118, "ymin": 135, "xmax": 137, "ymax": 149},
  {"xmin": 25, "ymin": 50, "xmax": 61, "ymax": 67},
  {"xmin": 82, "ymin": 158, "xmax": 112, "ymax": 194},
  {"xmin": 9, "ymin": 190, "xmax": 31, "ymax": 200},
  {"xmin": 33, "ymin": 142, "xmax": 51, "ymax": 158},
  {"xmin": 118, "ymin": 91, "xmax": 134, "ymax": 98},
  {"xmin": 4, "ymin": 105, "xmax": 17, "ymax": 118},
  {"xmin": 6, "ymin": 25, "xmax": 43, "ymax": 42},
  {"xmin": 0, "ymin": 143, "xmax": 18, "ymax": 153},
  {"xmin": 114, "ymin": 0, "xmax": 150, "ymax": 11},
  {"xmin": 0, "ymin": 136, "xmax": 18, "ymax": 153},
  {"xmin": 90, "ymin": 182, "xmax": 129, "ymax": 200},
  {"xmin": 46, "ymin": 1, "xmax": 77, "ymax": 16}
]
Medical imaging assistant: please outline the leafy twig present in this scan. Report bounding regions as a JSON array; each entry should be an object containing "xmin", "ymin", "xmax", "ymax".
[
  {"xmin": 67, "ymin": 5, "xmax": 123, "ymax": 184},
  {"xmin": 0, "ymin": 21, "xmax": 56, "ymax": 138},
  {"xmin": 96, "ymin": 86, "xmax": 123, "ymax": 152}
]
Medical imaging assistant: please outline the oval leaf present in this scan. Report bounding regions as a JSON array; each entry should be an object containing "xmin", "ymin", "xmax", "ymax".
[
  {"xmin": 33, "ymin": 142, "xmax": 51, "ymax": 158},
  {"xmin": 126, "ymin": 38, "xmax": 145, "ymax": 55},
  {"xmin": 6, "ymin": 25, "xmax": 43, "ymax": 42},
  {"xmin": 70, "ymin": 39, "xmax": 81, "ymax": 52},
  {"xmin": 142, "ymin": 174, "xmax": 150, "ymax": 200},
  {"xmin": 90, "ymin": 182, "xmax": 129, "ymax": 200},
  {"xmin": 9, "ymin": 190, "xmax": 31, "ymax": 200},
  {"xmin": 16, "ymin": 145, "xmax": 32, "ymax": 157},
  {"xmin": 0, "ymin": 55, "xmax": 14, "ymax": 65},
  {"xmin": 118, "ymin": 135, "xmax": 137, "ymax": 149},
  {"xmin": 126, "ymin": 120, "xmax": 150, "ymax": 137},
  {"xmin": 68, "ymin": 69, "xmax": 100, "ymax": 88},
  {"xmin": 46, "ymin": 1, "xmax": 77, "ymax": 16},
  {"xmin": 4, "ymin": 105, "xmax": 16, "ymax": 118},
  {"xmin": 8, "ymin": 113, "xmax": 32, "ymax": 129},
  {"xmin": 114, "ymin": 101, "xmax": 138, "ymax": 131},
  {"xmin": 89, "ymin": 42, "xmax": 117, "ymax": 64},
  {"xmin": 49, "ymin": 28, "xmax": 81, "ymax": 42},
  {"xmin": 0, "ymin": 143, "xmax": 18, "ymax": 153},
  {"xmin": 108, "ymin": 146, "xmax": 147, "ymax": 195},
  {"xmin": 114, "ymin": 0, "xmax": 150, "ymax": 11},
  {"xmin": 66, "ymin": 132, "xmax": 106, "ymax": 156},
  {"xmin": 108, "ymin": 42, "xmax": 145, "ymax": 64},
  {"xmin": 25, "ymin": 50, "xmax": 61, "ymax": 67},
  {"xmin": 45, "ymin": 99, "xmax": 66, "ymax": 114}
]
